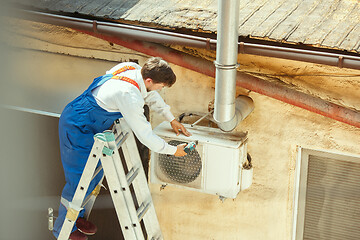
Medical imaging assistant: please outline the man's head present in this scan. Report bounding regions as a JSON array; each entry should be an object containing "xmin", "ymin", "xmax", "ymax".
[{"xmin": 141, "ymin": 57, "xmax": 176, "ymax": 91}]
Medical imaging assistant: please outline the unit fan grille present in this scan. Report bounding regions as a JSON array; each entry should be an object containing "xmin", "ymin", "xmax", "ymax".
[{"xmin": 158, "ymin": 140, "xmax": 202, "ymax": 184}]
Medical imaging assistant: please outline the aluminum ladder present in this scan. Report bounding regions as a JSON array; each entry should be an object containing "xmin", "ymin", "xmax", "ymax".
[{"xmin": 56, "ymin": 118, "xmax": 163, "ymax": 240}]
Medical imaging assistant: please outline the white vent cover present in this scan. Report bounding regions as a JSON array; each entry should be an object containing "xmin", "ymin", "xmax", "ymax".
[
  {"xmin": 150, "ymin": 121, "xmax": 252, "ymax": 199},
  {"xmin": 293, "ymin": 148, "xmax": 360, "ymax": 240}
]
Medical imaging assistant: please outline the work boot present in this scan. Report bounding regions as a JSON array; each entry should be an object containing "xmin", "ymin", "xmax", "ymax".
[
  {"xmin": 69, "ymin": 230, "xmax": 87, "ymax": 240},
  {"xmin": 76, "ymin": 218, "xmax": 97, "ymax": 235}
]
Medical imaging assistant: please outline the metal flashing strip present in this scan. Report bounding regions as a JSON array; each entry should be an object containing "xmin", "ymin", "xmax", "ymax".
[{"xmin": 1, "ymin": 104, "xmax": 61, "ymax": 118}]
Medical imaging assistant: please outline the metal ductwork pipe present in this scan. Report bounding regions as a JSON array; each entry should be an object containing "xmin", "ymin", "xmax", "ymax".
[{"xmin": 214, "ymin": 0, "xmax": 253, "ymax": 131}]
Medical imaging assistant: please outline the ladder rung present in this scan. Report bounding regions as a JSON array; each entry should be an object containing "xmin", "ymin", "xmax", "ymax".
[
  {"xmin": 82, "ymin": 195, "xmax": 91, "ymax": 208},
  {"xmin": 137, "ymin": 202, "xmax": 151, "ymax": 222},
  {"xmin": 126, "ymin": 167, "xmax": 140, "ymax": 186},
  {"xmin": 116, "ymin": 132, "xmax": 129, "ymax": 148},
  {"xmin": 91, "ymin": 166, "xmax": 103, "ymax": 181}
]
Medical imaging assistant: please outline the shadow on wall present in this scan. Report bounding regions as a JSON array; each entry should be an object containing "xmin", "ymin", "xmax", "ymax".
[
  {"xmin": 0, "ymin": 110, "xmax": 63, "ymax": 239},
  {"xmin": 0, "ymin": 110, "xmax": 127, "ymax": 240}
]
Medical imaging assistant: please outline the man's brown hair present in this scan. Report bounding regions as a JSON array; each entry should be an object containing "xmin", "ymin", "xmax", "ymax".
[{"xmin": 141, "ymin": 57, "xmax": 176, "ymax": 87}]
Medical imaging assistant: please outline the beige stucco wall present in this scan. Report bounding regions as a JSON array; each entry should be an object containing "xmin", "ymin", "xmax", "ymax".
[
  {"xmin": 4, "ymin": 19, "xmax": 360, "ymax": 240},
  {"xmin": 152, "ymin": 67, "xmax": 360, "ymax": 240},
  {"xmin": 172, "ymin": 45, "xmax": 360, "ymax": 112}
]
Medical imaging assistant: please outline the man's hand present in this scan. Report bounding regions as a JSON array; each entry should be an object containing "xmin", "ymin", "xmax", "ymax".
[
  {"xmin": 174, "ymin": 143, "xmax": 187, "ymax": 157},
  {"xmin": 170, "ymin": 119, "xmax": 191, "ymax": 136}
]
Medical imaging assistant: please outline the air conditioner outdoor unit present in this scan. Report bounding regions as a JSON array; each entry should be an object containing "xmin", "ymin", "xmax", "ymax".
[{"xmin": 150, "ymin": 121, "xmax": 252, "ymax": 199}]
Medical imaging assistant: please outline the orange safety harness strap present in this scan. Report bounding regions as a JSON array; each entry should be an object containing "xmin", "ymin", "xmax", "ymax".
[
  {"xmin": 112, "ymin": 66, "xmax": 136, "ymax": 76},
  {"xmin": 111, "ymin": 76, "xmax": 140, "ymax": 91},
  {"xmin": 111, "ymin": 66, "xmax": 140, "ymax": 91}
]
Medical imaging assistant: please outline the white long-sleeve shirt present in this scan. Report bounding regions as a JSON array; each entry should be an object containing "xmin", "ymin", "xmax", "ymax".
[{"xmin": 91, "ymin": 62, "xmax": 177, "ymax": 155}]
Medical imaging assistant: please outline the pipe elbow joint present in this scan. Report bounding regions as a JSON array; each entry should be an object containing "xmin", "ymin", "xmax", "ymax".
[{"xmin": 215, "ymin": 95, "xmax": 254, "ymax": 132}]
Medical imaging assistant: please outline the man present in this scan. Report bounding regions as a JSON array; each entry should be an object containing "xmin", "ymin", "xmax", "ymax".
[{"xmin": 54, "ymin": 57, "xmax": 190, "ymax": 240}]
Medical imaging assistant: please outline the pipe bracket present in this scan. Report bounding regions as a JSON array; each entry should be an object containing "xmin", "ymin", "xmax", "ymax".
[
  {"xmin": 213, "ymin": 61, "xmax": 240, "ymax": 70},
  {"xmin": 92, "ymin": 20, "xmax": 98, "ymax": 33},
  {"xmin": 338, "ymin": 56, "xmax": 344, "ymax": 68},
  {"xmin": 206, "ymin": 38, "xmax": 211, "ymax": 50},
  {"xmin": 239, "ymin": 42, "xmax": 245, "ymax": 54}
]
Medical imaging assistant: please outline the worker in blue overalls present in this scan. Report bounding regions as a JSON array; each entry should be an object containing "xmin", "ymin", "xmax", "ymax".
[{"xmin": 53, "ymin": 57, "xmax": 190, "ymax": 240}]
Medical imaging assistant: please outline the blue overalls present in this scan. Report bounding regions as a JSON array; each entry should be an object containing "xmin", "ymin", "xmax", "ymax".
[{"xmin": 53, "ymin": 67, "xmax": 139, "ymax": 237}]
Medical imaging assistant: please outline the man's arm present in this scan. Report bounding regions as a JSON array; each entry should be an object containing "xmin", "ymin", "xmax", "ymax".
[
  {"xmin": 119, "ymin": 99, "xmax": 187, "ymax": 156},
  {"xmin": 117, "ymin": 92, "xmax": 177, "ymax": 154},
  {"xmin": 144, "ymin": 91, "xmax": 191, "ymax": 137}
]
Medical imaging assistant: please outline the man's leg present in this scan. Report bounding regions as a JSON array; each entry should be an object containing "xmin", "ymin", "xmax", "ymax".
[{"xmin": 53, "ymin": 170, "xmax": 103, "ymax": 238}]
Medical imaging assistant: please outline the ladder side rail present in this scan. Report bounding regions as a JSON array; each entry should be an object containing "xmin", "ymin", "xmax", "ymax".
[
  {"xmin": 114, "ymin": 119, "xmax": 143, "ymax": 179},
  {"xmin": 115, "ymin": 119, "xmax": 164, "ymax": 240},
  {"xmin": 123, "ymin": 131, "xmax": 163, "ymax": 240},
  {"xmin": 57, "ymin": 139, "xmax": 104, "ymax": 240},
  {"xmin": 102, "ymin": 135, "xmax": 145, "ymax": 240}
]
